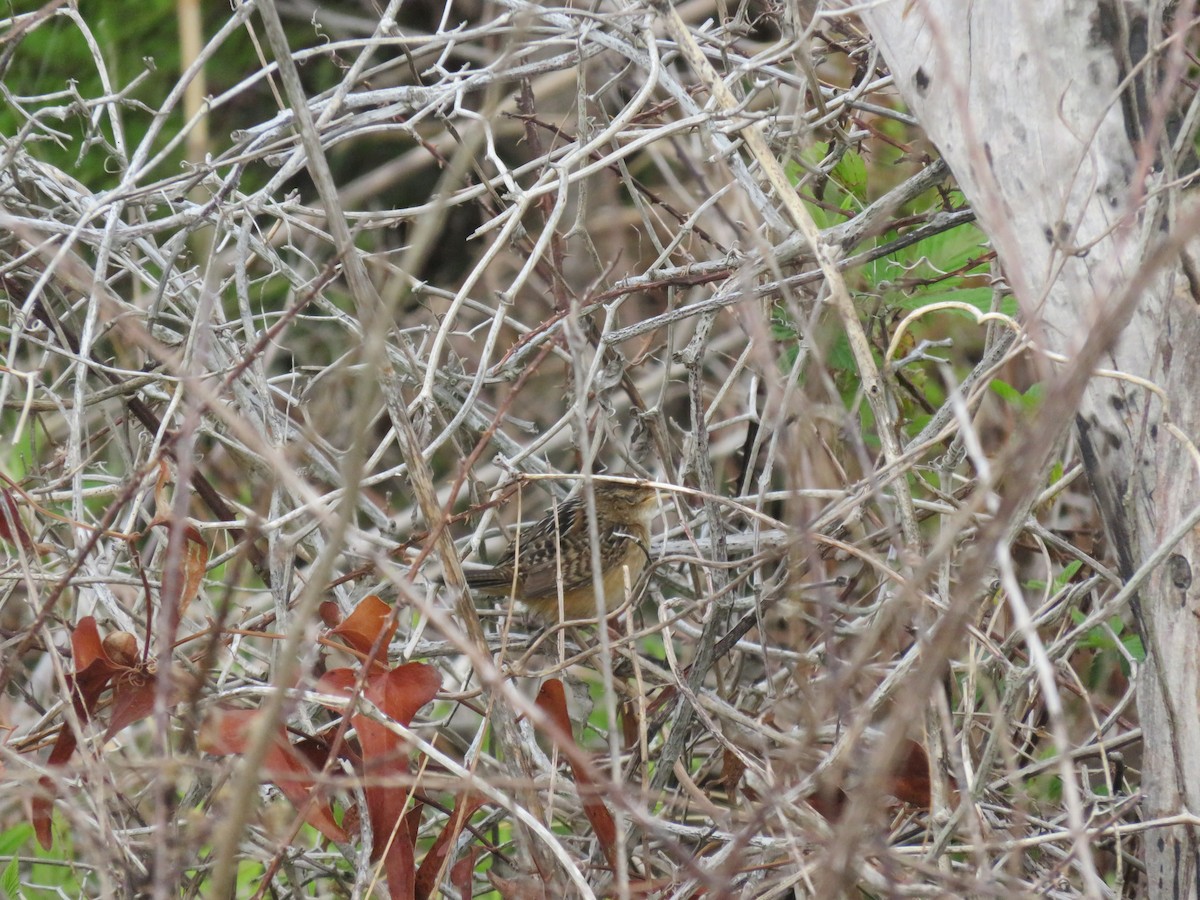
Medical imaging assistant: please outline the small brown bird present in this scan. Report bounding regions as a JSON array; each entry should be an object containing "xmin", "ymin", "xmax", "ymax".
[{"xmin": 464, "ymin": 482, "xmax": 657, "ymax": 622}]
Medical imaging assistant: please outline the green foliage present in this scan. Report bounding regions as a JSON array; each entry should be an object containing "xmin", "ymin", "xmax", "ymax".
[
  {"xmin": 1039, "ymin": 772, "xmax": 1064, "ymax": 805},
  {"xmin": 236, "ymin": 859, "xmax": 269, "ymax": 894},
  {"xmin": 989, "ymin": 379, "xmax": 1044, "ymax": 412},
  {"xmin": 1024, "ymin": 560, "xmax": 1082, "ymax": 594},
  {"xmin": 2, "ymin": 856, "xmax": 17, "ymax": 898},
  {"xmin": 1070, "ymin": 609, "xmax": 1145, "ymax": 679},
  {"xmin": 0, "ymin": 414, "xmax": 33, "ymax": 481},
  {"xmin": 830, "ymin": 148, "xmax": 868, "ymax": 201},
  {"xmin": 0, "ymin": 1, "xmax": 260, "ymax": 190},
  {"xmin": 869, "ymin": 216, "xmax": 994, "ymax": 302},
  {"xmin": 0, "ymin": 822, "xmax": 32, "ymax": 895},
  {"xmin": 2, "ymin": 0, "xmax": 181, "ymax": 184},
  {"xmin": 0, "ymin": 822, "xmax": 33, "ymax": 859},
  {"xmin": 785, "ymin": 142, "xmax": 866, "ymax": 225},
  {"xmin": 17, "ymin": 829, "xmax": 85, "ymax": 895},
  {"xmin": 1054, "ymin": 559, "xmax": 1084, "ymax": 593},
  {"xmin": 776, "ymin": 154, "xmax": 1004, "ymax": 419}
]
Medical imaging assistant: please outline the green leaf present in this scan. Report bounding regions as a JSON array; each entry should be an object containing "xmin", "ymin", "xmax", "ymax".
[
  {"xmin": 770, "ymin": 303, "xmax": 798, "ymax": 341},
  {"xmin": 1021, "ymin": 383, "xmax": 1045, "ymax": 408},
  {"xmin": 1051, "ymin": 560, "xmax": 1083, "ymax": 592},
  {"xmin": 907, "ymin": 413, "xmax": 933, "ymax": 435},
  {"xmin": 804, "ymin": 199, "xmax": 835, "ymax": 230},
  {"xmin": 1079, "ymin": 629, "xmax": 1110, "ymax": 651},
  {"xmin": 1123, "ymin": 633, "xmax": 1145, "ymax": 662},
  {"xmin": 989, "ymin": 379, "xmax": 1045, "ymax": 412},
  {"xmin": 831, "ymin": 149, "xmax": 867, "ymax": 201},
  {"xmin": 889, "ymin": 286, "xmax": 995, "ymax": 313},
  {"xmin": 989, "ymin": 379, "xmax": 1023, "ymax": 405},
  {"xmin": 786, "ymin": 142, "xmax": 832, "ymax": 186},
  {"xmin": 1, "ymin": 858, "xmax": 18, "ymax": 898},
  {"xmin": 828, "ymin": 330, "xmax": 856, "ymax": 374},
  {"xmin": 0, "ymin": 823, "xmax": 32, "ymax": 856}
]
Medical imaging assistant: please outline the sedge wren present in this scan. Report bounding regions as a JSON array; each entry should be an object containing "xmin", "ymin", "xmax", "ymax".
[{"xmin": 464, "ymin": 482, "xmax": 657, "ymax": 622}]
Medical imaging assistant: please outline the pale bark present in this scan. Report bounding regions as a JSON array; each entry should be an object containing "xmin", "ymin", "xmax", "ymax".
[{"xmin": 864, "ymin": 1, "xmax": 1200, "ymax": 895}]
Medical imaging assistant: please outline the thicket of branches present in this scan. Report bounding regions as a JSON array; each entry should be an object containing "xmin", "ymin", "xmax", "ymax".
[{"xmin": 0, "ymin": 0, "xmax": 1143, "ymax": 896}]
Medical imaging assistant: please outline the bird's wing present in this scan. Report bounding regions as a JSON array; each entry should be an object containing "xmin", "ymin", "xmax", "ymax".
[
  {"xmin": 464, "ymin": 497, "xmax": 582, "ymax": 597},
  {"xmin": 507, "ymin": 497, "xmax": 589, "ymax": 599},
  {"xmin": 462, "ymin": 564, "xmax": 516, "ymax": 594}
]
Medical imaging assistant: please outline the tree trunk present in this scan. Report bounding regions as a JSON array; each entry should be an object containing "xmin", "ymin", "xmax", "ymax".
[{"xmin": 863, "ymin": 2, "xmax": 1200, "ymax": 894}]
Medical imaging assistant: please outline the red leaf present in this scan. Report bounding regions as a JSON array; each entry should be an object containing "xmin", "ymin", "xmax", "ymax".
[
  {"xmin": 316, "ymin": 661, "xmax": 440, "ymax": 897},
  {"xmin": 44, "ymin": 724, "xmax": 78, "ymax": 769},
  {"xmin": 534, "ymin": 679, "xmax": 618, "ymax": 869},
  {"xmin": 47, "ymin": 626, "xmax": 133, "ymax": 770},
  {"xmin": 166, "ymin": 525, "xmax": 208, "ymax": 617},
  {"xmin": 722, "ymin": 749, "xmax": 746, "ymax": 799},
  {"xmin": 384, "ymin": 832, "xmax": 416, "ymax": 900},
  {"xmin": 415, "ymin": 792, "xmax": 486, "ymax": 900},
  {"xmin": 319, "ymin": 600, "xmax": 343, "ymax": 628},
  {"xmin": 577, "ymin": 785, "xmax": 617, "ymax": 865},
  {"xmin": 0, "ymin": 489, "xmax": 35, "ymax": 553},
  {"xmin": 620, "ymin": 697, "xmax": 639, "ymax": 750},
  {"xmin": 534, "ymin": 678, "xmax": 573, "ymax": 735},
  {"xmin": 31, "ymin": 618, "xmax": 157, "ymax": 848},
  {"xmin": 102, "ymin": 672, "xmax": 160, "ymax": 742},
  {"xmin": 315, "ymin": 668, "xmax": 359, "ymax": 711},
  {"xmin": 450, "ymin": 846, "xmax": 477, "ymax": 898},
  {"xmin": 319, "ymin": 671, "xmax": 409, "ymax": 861},
  {"xmin": 369, "ymin": 662, "xmax": 442, "ymax": 729},
  {"xmin": 101, "ymin": 631, "xmax": 140, "ymax": 668},
  {"xmin": 151, "ymin": 460, "xmax": 171, "ymax": 521},
  {"xmin": 71, "ymin": 617, "xmax": 121, "ymax": 707},
  {"xmin": 331, "ymin": 594, "xmax": 397, "ymax": 659},
  {"xmin": 200, "ymin": 708, "xmax": 349, "ymax": 845},
  {"xmin": 341, "ymin": 803, "xmax": 361, "ymax": 839},
  {"xmin": 645, "ymin": 684, "xmax": 677, "ymax": 717},
  {"xmin": 808, "ymin": 783, "xmax": 849, "ymax": 822},
  {"xmin": 405, "ymin": 798, "xmax": 425, "ymax": 849},
  {"xmin": 488, "ymin": 871, "xmax": 550, "ymax": 899},
  {"xmin": 263, "ymin": 744, "xmax": 350, "ymax": 847},
  {"xmin": 30, "ymin": 776, "xmax": 54, "ymax": 849},
  {"xmin": 317, "ymin": 662, "xmax": 441, "ymax": 735},
  {"xmin": 380, "ymin": 802, "xmax": 419, "ymax": 900},
  {"xmin": 146, "ymin": 462, "xmax": 209, "ymax": 620},
  {"xmin": 292, "ymin": 735, "xmax": 334, "ymax": 773},
  {"xmin": 891, "ymin": 739, "xmax": 932, "ymax": 809}
]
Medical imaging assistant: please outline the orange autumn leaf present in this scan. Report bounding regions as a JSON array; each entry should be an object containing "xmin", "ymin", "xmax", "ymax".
[
  {"xmin": 316, "ymin": 614, "xmax": 440, "ymax": 900},
  {"xmin": 415, "ymin": 792, "xmax": 486, "ymax": 900},
  {"xmin": 330, "ymin": 594, "xmax": 397, "ymax": 661},
  {"xmin": 32, "ymin": 618, "xmax": 168, "ymax": 848},
  {"xmin": 167, "ymin": 525, "xmax": 209, "ymax": 617},
  {"xmin": 316, "ymin": 661, "xmax": 441, "ymax": 857},
  {"xmin": 891, "ymin": 739, "xmax": 932, "ymax": 809},
  {"xmin": 200, "ymin": 707, "xmax": 349, "ymax": 845},
  {"xmin": 534, "ymin": 678, "xmax": 618, "ymax": 870},
  {"xmin": 0, "ymin": 488, "xmax": 35, "ymax": 554}
]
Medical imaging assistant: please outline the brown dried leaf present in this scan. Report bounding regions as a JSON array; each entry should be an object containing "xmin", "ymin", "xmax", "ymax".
[
  {"xmin": 415, "ymin": 792, "xmax": 486, "ymax": 900},
  {"xmin": 316, "ymin": 660, "xmax": 440, "ymax": 897},
  {"xmin": 0, "ymin": 489, "xmax": 35, "ymax": 553},
  {"xmin": 174, "ymin": 525, "xmax": 209, "ymax": 617},
  {"xmin": 200, "ymin": 707, "xmax": 349, "ymax": 845},
  {"xmin": 891, "ymin": 739, "xmax": 932, "ymax": 809},
  {"xmin": 330, "ymin": 594, "xmax": 396, "ymax": 660},
  {"xmin": 534, "ymin": 679, "xmax": 618, "ymax": 870}
]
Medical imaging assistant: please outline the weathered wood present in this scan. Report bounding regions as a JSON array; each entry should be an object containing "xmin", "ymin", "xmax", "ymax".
[{"xmin": 863, "ymin": 2, "xmax": 1200, "ymax": 894}]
